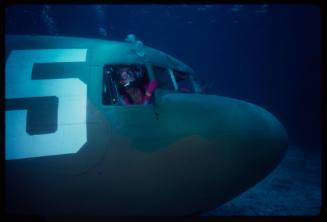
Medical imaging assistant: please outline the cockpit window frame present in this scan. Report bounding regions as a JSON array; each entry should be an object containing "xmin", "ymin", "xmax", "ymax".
[
  {"xmin": 190, "ymin": 74, "xmax": 202, "ymax": 93},
  {"xmin": 168, "ymin": 68, "xmax": 178, "ymax": 91},
  {"xmin": 150, "ymin": 64, "xmax": 202, "ymax": 94},
  {"xmin": 171, "ymin": 69, "xmax": 196, "ymax": 94},
  {"xmin": 151, "ymin": 65, "xmax": 176, "ymax": 92}
]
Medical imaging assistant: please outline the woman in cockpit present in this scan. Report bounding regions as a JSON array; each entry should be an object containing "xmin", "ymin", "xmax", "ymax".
[{"xmin": 117, "ymin": 67, "xmax": 157, "ymax": 105}]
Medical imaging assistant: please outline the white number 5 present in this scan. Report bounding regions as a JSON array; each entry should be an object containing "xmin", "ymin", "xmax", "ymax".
[{"xmin": 6, "ymin": 49, "xmax": 88, "ymax": 160}]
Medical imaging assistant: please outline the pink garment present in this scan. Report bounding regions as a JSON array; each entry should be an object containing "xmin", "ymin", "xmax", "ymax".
[{"xmin": 143, "ymin": 80, "xmax": 158, "ymax": 104}]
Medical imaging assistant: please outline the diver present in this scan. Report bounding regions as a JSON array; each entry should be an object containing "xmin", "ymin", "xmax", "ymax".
[{"xmin": 117, "ymin": 67, "xmax": 157, "ymax": 105}]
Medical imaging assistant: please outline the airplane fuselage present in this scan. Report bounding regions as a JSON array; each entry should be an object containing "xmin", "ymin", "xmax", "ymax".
[{"xmin": 5, "ymin": 35, "xmax": 288, "ymax": 216}]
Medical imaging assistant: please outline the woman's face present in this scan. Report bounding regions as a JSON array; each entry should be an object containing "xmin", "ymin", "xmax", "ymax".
[
  {"xmin": 121, "ymin": 71, "xmax": 129, "ymax": 80},
  {"xmin": 126, "ymin": 87, "xmax": 143, "ymax": 104},
  {"xmin": 120, "ymin": 70, "xmax": 135, "ymax": 86}
]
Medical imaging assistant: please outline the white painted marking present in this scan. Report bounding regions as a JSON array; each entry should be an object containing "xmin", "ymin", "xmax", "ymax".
[{"xmin": 6, "ymin": 49, "xmax": 88, "ymax": 160}]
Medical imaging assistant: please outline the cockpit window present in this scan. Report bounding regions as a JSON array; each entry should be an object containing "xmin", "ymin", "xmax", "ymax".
[
  {"xmin": 102, "ymin": 64, "xmax": 151, "ymax": 106},
  {"xmin": 173, "ymin": 70, "xmax": 195, "ymax": 93},
  {"xmin": 152, "ymin": 66, "xmax": 174, "ymax": 90}
]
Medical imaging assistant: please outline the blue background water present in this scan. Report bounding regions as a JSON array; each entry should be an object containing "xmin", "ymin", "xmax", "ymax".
[{"xmin": 5, "ymin": 4, "xmax": 322, "ymax": 215}]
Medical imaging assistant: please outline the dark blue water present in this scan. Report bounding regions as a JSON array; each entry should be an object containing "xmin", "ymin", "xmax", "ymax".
[{"xmin": 5, "ymin": 4, "xmax": 322, "ymax": 216}]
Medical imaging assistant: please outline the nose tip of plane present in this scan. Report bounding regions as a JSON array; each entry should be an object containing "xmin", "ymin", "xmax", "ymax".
[
  {"xmin": 202, "ymin": 97, "xmax": 289, "ymax": 199},
  {"xmin": 190, "ymin": 94, "xmax": 289, "ymax": 175},
  {"xmin": 260, "ymin": 106, "xmax": 288, "ymax": 156},
  {"xmin": 176, "ymin": 95, "xmax": 289, "ymax": 214},
  {"xmin": 251, "ymin": 101, "xmax": 288, "ymax": 154},
  {"xmin": 249, "ymin": 100, "xmax": 288, "ymax": 151},
  {"xmin": 208, "ymin": 97, "xmax": 289, "ymax": 171}
]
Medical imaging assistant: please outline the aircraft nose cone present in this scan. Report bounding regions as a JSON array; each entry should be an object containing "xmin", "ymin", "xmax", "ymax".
[
  {"xmin": 205, "ymin": 95, "xmax": 289, "ymax": 185},
  {"xmin": 230, "ymin": 99, "xmax": 288, "ymax": 172},
  {"xmin": 162, "ymin": 93, "xmax": 288, "ymax": 167},
  {"xmin": 160, "ymin": 93, "xmax": 288, "ymax": 213},
  {"xmin": 204, "ymin": 95, "xmax": 288, "ymax": 173}
]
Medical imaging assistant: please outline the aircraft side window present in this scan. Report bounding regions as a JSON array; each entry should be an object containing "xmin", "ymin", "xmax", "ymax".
[
  {"xmin": 152, "ymin": 66, "xmax": 174, "ymax": 90},
  {"xmin": 173, "ymin": 70, "xmax": 195, "ymax": 93}
]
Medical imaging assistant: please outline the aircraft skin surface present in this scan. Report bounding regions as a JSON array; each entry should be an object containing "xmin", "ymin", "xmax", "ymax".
[{"xmin": 5, "ymin": 35, "xmax": 288, "ymax": 216}]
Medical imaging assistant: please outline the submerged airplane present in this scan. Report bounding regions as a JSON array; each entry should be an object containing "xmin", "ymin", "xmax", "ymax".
[{"xmin": 5, "ymin": 34, "xmax": 288, "ymax": 216}]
